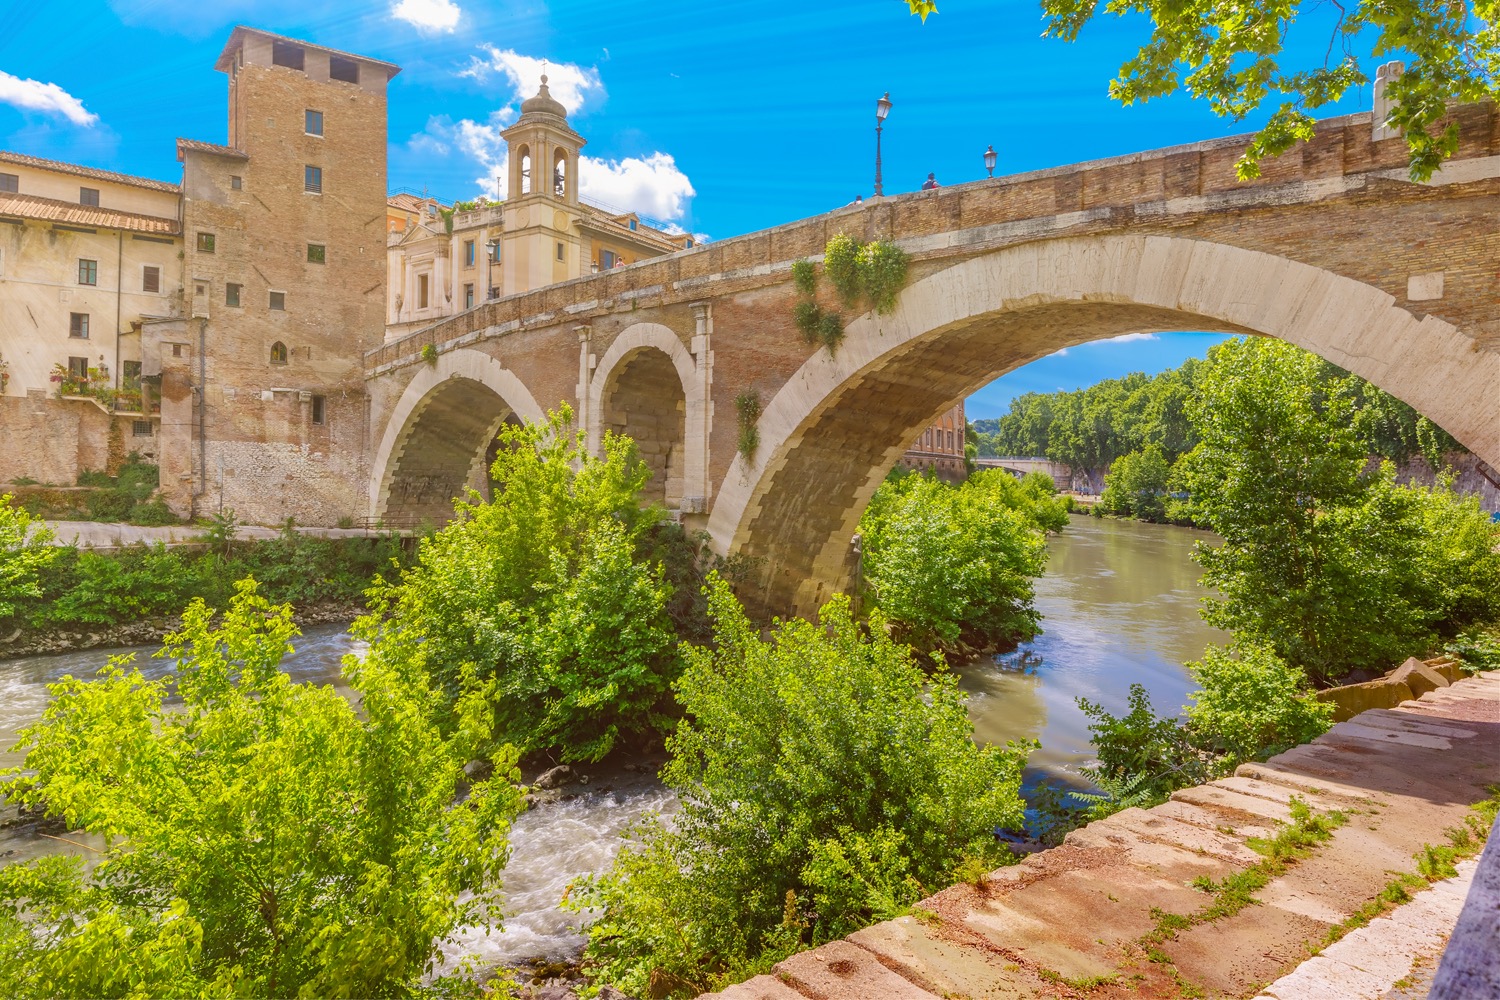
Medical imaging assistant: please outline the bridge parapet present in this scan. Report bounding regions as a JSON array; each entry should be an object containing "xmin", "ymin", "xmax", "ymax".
[{"xmin": 366, "ymin": 105, "xmax": 1498, "ymax": 378}]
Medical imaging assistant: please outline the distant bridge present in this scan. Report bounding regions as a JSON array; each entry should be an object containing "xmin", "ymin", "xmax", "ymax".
[{"xmin": 364, "ymin": 105, "xmax": 1500, "ymax": 616}]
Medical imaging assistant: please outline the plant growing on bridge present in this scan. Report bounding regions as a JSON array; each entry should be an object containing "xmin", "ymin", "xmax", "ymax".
[
  {"xmin": 376, "ymin": 406, "xmax": 684, "ymax": 762},
  {"xmin": 567, "ymin": 575, "xmax": 1030, "ymax": 998},
  {"xmin": 0, "ymin": 580, "xmax": 522, "ymax": 998},
  {"xmin": 734, "ymin": 390, "xmax": 762, "ymax": 461},
  {"xmin": 790, "ymin": 235, "xmax": 909, "ymax": 357},
  {"xmin": 421, "ymin": 342, "xmax": 438, "ymax": 365}
]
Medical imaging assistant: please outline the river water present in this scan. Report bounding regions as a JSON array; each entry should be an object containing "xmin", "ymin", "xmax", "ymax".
[{"xmin": 0, "ymin": 513, "xmax": 1225, "ymax": 969}]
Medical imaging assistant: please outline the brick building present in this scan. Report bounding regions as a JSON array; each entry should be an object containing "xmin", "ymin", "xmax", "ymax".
[
  {"xmin": 0, "ymin": 27, "xmax": 399, "ymax": 524},
  {"xmin": 896, "ymin": 400, "xmax": 968, "ymax": 482}
]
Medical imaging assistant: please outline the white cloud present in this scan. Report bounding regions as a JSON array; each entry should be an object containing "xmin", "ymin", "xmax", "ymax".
[
  {"xmin": 1102, "ymin": 333, "xmax": 1159, "ymax": 344},
  {"xmin": 392, "ymin": 0, "xmax": 462, "ymax": 33},
  {"xmin": 579, "ymin": 152, "xmax": 695, "ymax": 222},
  {"xmin": 460, "ymin": 47, "xmax": 603, "ymax": 114},
  {"xmin": 0, "ymin": 71, "xmax": 96, "ymax": 126},
  {"xmin": 1049, "ymin": 348, "xmax": 1069, "ymax": 358}
]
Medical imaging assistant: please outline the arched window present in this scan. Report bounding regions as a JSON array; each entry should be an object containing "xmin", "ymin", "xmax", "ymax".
[
  {"xmin": 270, "ymin": 341, "xmax": 288, "ymax": 365},
  {"xmin": 518, "ymin": 145, "xmax": 531, "ymax": 195},
  {"xmin": 553, "ymin": 149, "xmax": 567, "ymax": 197}
]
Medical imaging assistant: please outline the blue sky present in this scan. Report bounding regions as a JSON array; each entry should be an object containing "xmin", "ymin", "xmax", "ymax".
[{"xmin": 1, "ymin": 0, "xmax": 1379, "ymax": 418}]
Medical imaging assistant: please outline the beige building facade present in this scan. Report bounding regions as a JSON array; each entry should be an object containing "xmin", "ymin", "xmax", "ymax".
[{"xmin": 385, "ymin": 79, "xmax": 694, "ymax": 339}]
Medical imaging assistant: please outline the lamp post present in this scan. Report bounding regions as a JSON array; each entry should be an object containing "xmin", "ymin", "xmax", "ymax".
[
  {"xmin": 874, "ymin": 92, "xmax": 892, "ymax": 197},
  {"xmin": 484, "ymin": 239, "xmax": 500, "ymax": 299},
  {"xmin": 984, "ymin": 144, "xmax": 997, "ymax": 178}
]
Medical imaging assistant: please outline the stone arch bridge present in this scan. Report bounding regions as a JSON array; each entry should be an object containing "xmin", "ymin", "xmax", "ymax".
[{"xmin": 365, "ymin": 106, "xmax": 1500, "ymax": 616}]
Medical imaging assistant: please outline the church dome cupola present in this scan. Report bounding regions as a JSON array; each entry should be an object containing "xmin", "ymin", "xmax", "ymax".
[{"xmin": 520, "ymin": 75, "xmax": 568, "ymax": 120}]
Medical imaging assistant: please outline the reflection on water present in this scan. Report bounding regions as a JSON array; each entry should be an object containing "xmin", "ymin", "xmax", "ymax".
[{"xmin": 956, "ymin": 513, "xmax": 1229, "ymax": 791}]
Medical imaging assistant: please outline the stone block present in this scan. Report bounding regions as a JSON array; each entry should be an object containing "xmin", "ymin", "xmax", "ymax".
[
  {"xmin": 1316, "ymin": 678, "xmax": 1416, "ymax": 721},
  {"xmin": 772, "ymin": 940, "xmax": 939, "ymax": 1000},
  {"xmin": 1388, "ymin": 657, "xmax": 1450, "ymax": 697},
  {"xmin": 704, "ymin": 975, "xmax": 806, "ymax": 1000}
]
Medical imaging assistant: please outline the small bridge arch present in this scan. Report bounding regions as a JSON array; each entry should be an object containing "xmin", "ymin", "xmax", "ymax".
[{"xmin": 370, "ymin": 348, "xmax": 546, "ymax": 525}]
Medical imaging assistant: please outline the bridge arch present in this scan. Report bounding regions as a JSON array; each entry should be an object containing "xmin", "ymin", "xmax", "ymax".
[
  {"xmin": 370, "ymin": 348, "xmax": 545, "ymax": 525},
  {"xmin": 588, "ymin": 322, "xmax": 701, "ymax": 509},
  {"xmin": 707, "ymin": 234, "xmax": 1500, "ymax": 616}
]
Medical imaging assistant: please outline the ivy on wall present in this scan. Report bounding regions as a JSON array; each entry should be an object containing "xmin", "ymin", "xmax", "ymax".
[{"xmin": 790, "ymin": 235, "xmax": 910, "ymax": 357}]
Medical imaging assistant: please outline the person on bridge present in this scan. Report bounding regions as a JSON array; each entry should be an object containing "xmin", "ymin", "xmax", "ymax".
[{"xmin": 921, "ymin": 172, "xmax": 940, "ymax": 190}]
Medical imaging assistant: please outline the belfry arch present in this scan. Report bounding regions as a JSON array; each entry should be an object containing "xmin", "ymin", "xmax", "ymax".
[
  {"xmin": 370, "ymin": 349, "xmax": 545, "ymax": 525},
  {"xmin": 706, "ymin": 234, "xmax": 1500, "ymax": 617},
  {"xmin": 588, "ymin": 323, "xmax": 700, "ymax": 509}
]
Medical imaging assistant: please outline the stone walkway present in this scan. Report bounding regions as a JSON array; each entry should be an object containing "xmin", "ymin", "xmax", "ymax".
[
  {"xmin": 1254, "ymin": 859, "xmax": 1474, "ymax": 1000},
  {"xmin": 706, "ymin": 671, "xmax": 1500, "ymax": 1000}
]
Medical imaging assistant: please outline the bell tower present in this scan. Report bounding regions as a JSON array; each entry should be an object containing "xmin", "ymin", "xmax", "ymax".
[{"xmin": 500, "ymin": 75, "xmax": 586, "ymax": 294}]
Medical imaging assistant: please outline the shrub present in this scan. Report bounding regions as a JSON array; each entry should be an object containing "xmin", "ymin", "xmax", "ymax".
[
  {"xmin": 790, "ymin": 258, "xmax": 817, "ymax": 296},
  {"xmin": 858, "ymin": 470, "xmax": 1052, "ymax": 652},
  {"xmin": 568, "ymin": 578, "xmax": 1029, "ymax": 998},
  {"xmin": 0, "ymin": 498, "xmax": 56, "ymax": 620},
  {"xmin": 377, "ymin": 407, "xmax": 682, "ymax": 761},
  {"xmin": 1185, "ymin": 643, "xmax": 1335, "ymax": 762},
  {"xmin": 822, "ymin": 232, "xmax": 862, "ymax": 307},
  {"xmin": 0, "ymin": 581, "xmax": 523, "ymax": 997}
]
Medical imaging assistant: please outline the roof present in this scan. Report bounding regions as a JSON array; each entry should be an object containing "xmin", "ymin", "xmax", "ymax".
[
  {"xmin": 388, "ymin": 192, "xmax": 443, "ymax": 213},
  {"xmin": 0, "ymin": 150, "xmax": 179, "ymax": 194},
  {"xmin": 176, "ymin": 138, "xmax": 249, "ymax": 161},
  {"xmin": 215, "ymin": 26, "xmax": 401, "ymax": 77},
  {"xmin": 0, "ymin": 191, "xmax": 181, "ymax": 236}
]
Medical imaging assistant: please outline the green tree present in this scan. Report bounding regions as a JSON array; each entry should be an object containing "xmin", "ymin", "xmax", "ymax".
[
  {"xmin": 1099, "ymin": 445, "xmax": 1172, "ymax": 521},
  {"xmin": 0, "ymin": 497, "xmax": 56, "ymax": 621},
  {"xmin": 379, "ymin": 406, "xmax": 683, "ymax": 761},
  {"xmin": 1038, "ymin": 0, "xmax": 1499, "ymax": 181},
  {"xmin": 0, "ymin": 580, "xmax": 522, "ymax": 998},
  {"xmin": 1175, "ymin": 337, "xmax": 1499, "ymax": 682},
  {"xmin": 858, "ymin": 470, "xmax": 1052, "ymax": 652},
  {"xmin": 567, "ymin": 577, "xmax": 1030, "ymax": 998},
  {"xmin": 1185, "ymin": 643, "xmax": 1335, "ymax": 762}
]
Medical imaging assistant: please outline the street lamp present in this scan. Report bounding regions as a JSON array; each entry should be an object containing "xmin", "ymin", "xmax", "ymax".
[
  {"xmin": 874, "ymin": 92, "xmax": 892, "ymax": 197},
  {"xmin": 984, "ymin": 144, "xmax": 997, "ymax": 178},
  {"xmin": 485, "ymin": 239, "xmax": 500, "ymax": 299}
]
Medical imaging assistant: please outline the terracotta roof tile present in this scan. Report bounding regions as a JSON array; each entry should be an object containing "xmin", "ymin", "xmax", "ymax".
[
  {"xmin": 0, "ymin": 191, "xmax": 181, "ymax": 236},
  {"xmin": 0, "ymin": 150, "xmax": 179, "ymax": 193},
  {"xmin": 176, "ymin": 138, "xmax": 249, "ymax": 161}
]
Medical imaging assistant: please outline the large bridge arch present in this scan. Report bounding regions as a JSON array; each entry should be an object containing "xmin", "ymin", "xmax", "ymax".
[
  {"xmin": 587, "ymin": 322, "xmax": 702, "ymax": 509},
  {"xmin": 707, "ymin": 234, "xmax": 1500, "ymax": 616},
  {"xmin": 370, "ymin": 349, "xmax": 546, "ymax": 525}
]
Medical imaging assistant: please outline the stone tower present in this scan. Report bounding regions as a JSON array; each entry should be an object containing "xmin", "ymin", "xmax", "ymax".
[
  {"xmin": 499, "ymin": 77, "xmax": 587, "ymax": 296},
  {"xmin": 167, "ymin": 28, "xmax": 400, "ymax": 523}
]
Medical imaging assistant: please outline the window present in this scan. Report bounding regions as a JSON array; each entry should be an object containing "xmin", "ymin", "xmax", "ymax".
[
  {"xmin": 464, "ymin": 240, "xmax": 475, "ymax": 267},
  {"xmin": 226, "ymin": 282, "xmax": 241, "ymax": 307},
  {"xmin": 628, "ymin": 218, "xmax": 637, "ymax": 231},
  {"xmin": 69, "ymin": 313, "xmax": 89, "ymax": 338},
  {"xmin": 69, "ymin": 356, "xmax": 88, "ymax": 379},
  {"xmin": 269, "ymin": 291, "xmax": 286, "ymax": 311},
  {"xmin": 132, "ymin": 420, "xmax": 152, "ymax": 437},
  {"xmin": 600, "ymin": 250, "xmax": 616, "ymax": 269},
  {"xmin": 123, "ymin": 360, "xmax": 142, "ymax": 390},
  {"xmin": 230, "ymin": 175, "xmax": 242, "ymax": 190},
  {"xmin": 685, "ymin": 238, "xmax": 694, "ymax": 248},
  {"xmin": 307, "ymin": 243, "xmax": 326, "ymax": 264},
  {"xmin": 78, "ymin": 259, "xmax": 97, "ymax": 285},
  {"xmin": 329, "ymin": 55, "xmax": 360, "ymax": 84},
  {"xmin": 417, "ymin": 274, "xmax": 429, "ymax": 309},
  {"xmin": 142, "ymin": 266, "xmax": 160, "ymax": 293},
  {"xmin": 305, "ymin": 109, "xmax": 323, "ymax": 136},
  {"xmin": 79, "ymin": 187, "xmax": 99, "ymax": 207},
  {"xmin": 556, "ymin": 241, "xmax": 565, "ymax": 261},
  {"xmin": 0, "ymin": 172, "xmax": 17, "ymax": 193},
  {"xmin": 311, "ymin": 394, "xmax": 325, "ymax": 424},
  {"xmin": 272, "ymin": 41, "xmax": 305, "ymax": 70},
  {"xmin": 464, "ymin": 283, "xmax": 474, "ymax": 309},
  {"xmin": 947, "ymin": 430, "xmax": 955, "ymax": 450},
  {"xmin": 304, "ymin": 165, "xmax": 321, "ymax": 194},
  {"xmin": 270, "ymin": 341, "xmax": 288, "ymax": 365},
  {"xmin": 197, "ymin": 232, "xmax": 216, "ymax": 253},
  {"xmin": 490, "ymin": 241, "xmax": 500, "ymax": 263}
]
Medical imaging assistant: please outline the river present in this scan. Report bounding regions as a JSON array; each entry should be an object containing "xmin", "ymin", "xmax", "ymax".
[{"xmin": 0, "ymin": 513, "xmax": 1225, "ymax": 969}]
